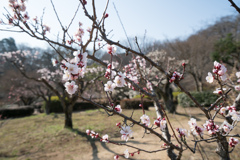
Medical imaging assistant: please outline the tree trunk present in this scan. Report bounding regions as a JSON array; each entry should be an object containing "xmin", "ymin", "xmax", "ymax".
[
  {"xmin": 216, "ymin": 137, "xmax": 230, "ymax": 160},
  {"xmin": 45, "ymin": 101, "xmax": 50, "ymax": 115},
  {"xmin": 163, "ymin": 82, "xmax": 176, "ymax": 113},
  {"xmin": 64, "ymin": 105, "xmax": 73, "ymax": 129}
]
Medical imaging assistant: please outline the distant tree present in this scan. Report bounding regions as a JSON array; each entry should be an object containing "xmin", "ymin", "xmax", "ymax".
[
  {"xmin": 212, "ymin": 33, "xmax": 240, "ymax": 69},
  {"xmin": 0, "ymin": 37, "xmax": 17, "ymax": 52}
]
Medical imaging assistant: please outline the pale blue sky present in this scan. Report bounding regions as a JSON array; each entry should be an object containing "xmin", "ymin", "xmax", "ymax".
[{"xmin": 0, "ymin": 0, "xmax": 239, "ymax": 49}]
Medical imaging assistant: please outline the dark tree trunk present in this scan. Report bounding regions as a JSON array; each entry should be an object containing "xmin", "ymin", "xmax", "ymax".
[
  {"xmin": 163, "ymin": 82, "xmax": 176, "ymax": 113},
  {"xmin": 64, "ymin": 105, "xmax": 73, "ymax": 129},
  {"xmin": 45, "ymin": 101, "xmax": 50, "ymax": 115},
  {"xmin": 216, "ymin": 136, "xmax": 230, "ymax": 160}
]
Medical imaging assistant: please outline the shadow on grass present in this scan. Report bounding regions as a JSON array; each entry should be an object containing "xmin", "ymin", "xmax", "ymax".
[
  {"xmin": 72, "ymin": 128, "xmax": 156, "ymax": 160},
  {"xmin": 72, "ymin": 128, "xmax": 100, "ymax": 160}
]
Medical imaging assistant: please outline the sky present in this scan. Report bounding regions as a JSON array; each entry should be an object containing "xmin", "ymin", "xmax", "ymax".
[{"xmin": 0, "ymin": 0, "xmax": 239, "ymax": 49}]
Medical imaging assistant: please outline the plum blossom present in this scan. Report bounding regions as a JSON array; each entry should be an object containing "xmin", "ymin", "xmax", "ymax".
[
  {"xmin": 51, "ymin": 58, "xmax": 58, "ymax": 66},
  {"xmin": 124, "ymin": 149, "xmax": 130, "ymax": 158},
  {"xmin": 188, "ymin": 118, "xmax": 197, "ymax": 128},
  {"xmin": 65, "ymin": 62, "xmax": 79, "ymax": 75},
  {"xmin": 114, "ymin": 76, "xmax": 125, "ymax": 87},
  {"xmin": 236, "ymin": 72, "xmax": 240, "ymax": 78},
  {"xmin": 43, "ymin": 24, "xmax": 51, "ymax": 33},
  {"xmin": 114, "ymin": 155, "xmax": 119, "ymax": 160},
  {"xmin": 120, "ymin": 126, "xmax": 133, "ymax": 142},
  {"xmin": 213, "ymin": 61, "xmax": 228, "ymax": 81},
  {"xmin": 64, "ymin": 81, "xmax": 78, "ymax": 95},
  {"xmin": 188, "ymin": 118, "xmax": 204, "ymax": 136},
  {"xmin": 176, "ymin": 128, "xmax": 188, "ymax": 138},
  {"xmin": 222, "ymin": 121, "xmax": 233, "ymax": 134},
  {"xmin": 101, "ymin": 134, "xmax": 109, "ymax": 143},
  {"xmin": 104, "ymin": 81, "xmax": 116, "ymax": 92},
  {"xmin": 227, "ymin": 106, "xmax": 236, "ymax": 115},
  {"xmin": 154, "ymin": 117, "xmax": 166, "ymax": 130},
  {"xmin": 203, "ymin": 120, "xmax": 219, "ymax": 135},
  {"xmin": 105, "ymin": 64, "xmax": 116, "ymax": 79},
  {"xmin": 235, "ymin": 85, "xmax": 240, "ymax": 91},
  {"xmin": 169, "ymin": 71, "xmax": 183, "ymax": 83},
  {"xmin": 74, "ymin": 27, "xmax": 84, "ymax": 42},
  {"xmin": 146, "ymin": 81, "xmax": 153, "ymax": 90},
  {"xmin": 231, "ymin": 111, "xmax": 240, "ymax": 121},
  {"xmin": 90, "ymin": 130, "xmax": 96, "ymax": 138},
  {"xmin": 107, "ymin": 44, "xmax": 117, "ymax": 55},
  {"xmin": 220, "ymin": 107, "xmax": 227, "ymax": 115},
  {"xmin": 213, "ymin": 88, "xmax": 226, "ymax": 94},
  {"xmin": 86, "ymin": 129, "xmax": 91, "ymax": 135},
  {"xmin": 206, "ymin": 72, "xmax": 214, "ymax": 83},
  {"xmin": 140, "ymin": 114, "xmax": 151, "ymax": 126},
  {"xmin": 229, "ymin": 137, "xmax": 239, "ymax": 147},
  {"xmin": 114, "ymin": 105, "xmax": 122, "ymax": 113}
]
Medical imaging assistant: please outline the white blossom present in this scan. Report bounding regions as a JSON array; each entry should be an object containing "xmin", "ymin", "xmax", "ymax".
[
  {"xmin": 206, "ymin": 72, "xmax": 214, "ymax": 83},
  {"xmin": 64, "ymin": 81, "xmax": 78, "ymax": 95},
  {"xmin": 120, "ymin": 126, "xmax": 133, "ymax": 142},
  {"xmin": 140, "ymin": 114, "xmax": 151, "ymax": 126},
  {"xmin": 104, "ymin": 81, "xmax": 116, "ymax": 92}
]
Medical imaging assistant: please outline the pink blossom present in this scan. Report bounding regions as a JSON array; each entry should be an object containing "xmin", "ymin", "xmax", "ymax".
[
  {"xmin": 64, "ymin": 81, "xmax": 78, "ymax": 95},
  {"xmin": 229, "ymin": 137, "xmax": 239, "ymax": 147},
  {"xmin": 114, "ymin": 105, "xmax": 122, "ymax": 113},
  {"xmin": 107, "ymin": 44, "xmax": 117, "ymax": 55},
  {"xmin": 213, "ymin": 88, "xmax": 226, "ymax": 95},
  {"xmin": 114, "ymin": 155, "xmax": 119, "ymax": 160},
  {"xmin": 154, "ymin": 117, "xmax": 166, "ymax": 130},
  {"xmin": 101, "ymin": 134, "xmax": 109, "ymax": 143},
  {"xmin": 203, "ymin": 120, "xmax": 219, "ymax": 135},
  {"xmin": 235, "ymin": 85, "xmax": 240, "ymax": 91},
  {"xmin": 176, "ymin": 128, "xmax": 188, "ymax": 138}
]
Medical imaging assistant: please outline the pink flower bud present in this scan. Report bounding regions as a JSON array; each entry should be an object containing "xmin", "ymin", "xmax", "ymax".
[{"xmin": 105, "ymin": 13, "xmax": 109, "ymax": 18}]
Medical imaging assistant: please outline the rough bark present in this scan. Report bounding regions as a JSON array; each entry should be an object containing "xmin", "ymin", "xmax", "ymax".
[
  {"xmin": 64, "ymin": 106, "xmax": 73, "ymax": 129},
  {"xmin": 216, "ymin": 136, "xmax": 230, "ymax": 160},
  {"xmin": 162, "ymin": 82, "xmax": 176, "ymax": 113}
]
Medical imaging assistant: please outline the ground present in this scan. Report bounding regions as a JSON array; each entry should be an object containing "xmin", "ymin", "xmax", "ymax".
[{"xmin": 0, "ymin": 105, "xmax": 240, "ymax": 160}]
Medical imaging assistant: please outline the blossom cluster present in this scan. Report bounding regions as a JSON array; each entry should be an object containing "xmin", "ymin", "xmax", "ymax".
[
  {"xmin": 229, "ymin": 137, "xmax": 239, "ymax": 148},
  {"xmin": 176, "ymin": 128, "xmax": 188, "ymax": 138},
  {"xmin": 206, "ymin": 61, "xmax": 227, "ymax": 83},
  {"xmin": 74, "ymin": 23, "xmax": 84, "ymax": 43},
  {"xmin": 203, "ymin": 120, "xmax": 219, "ymax": 135},
  {"xmin": 169, "ymin": 71, "xmax": 183, "ymax": 83},
  {"xmin": 52, "ymin": 50, "xmax": 88, "ymax": 95},
  {"xmin": 188, "ymin": 118, "xmax": 204, "ymax": 136},
  {"xmin": 123, "ymin": 56, "xmax": 147, "ymax": 90},
  {"xmin": 154, "ymin": 117, "xmax": 167, "ymax": 130},
  {"xmin": 86, "ymin": 129, "xmax": 109, "ymax": 142},
  {"xmin": 104, "ymin": 72, "xmax": 126, "ymax": 92},
  {"xmin": 8, "ymin": 0, "xmax": 28, "ymax": 23}
]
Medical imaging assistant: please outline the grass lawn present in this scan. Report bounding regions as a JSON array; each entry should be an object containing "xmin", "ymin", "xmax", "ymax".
[{"xmin": 0, "ymin": 106, "xmax": 240, "ymax": 160}]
